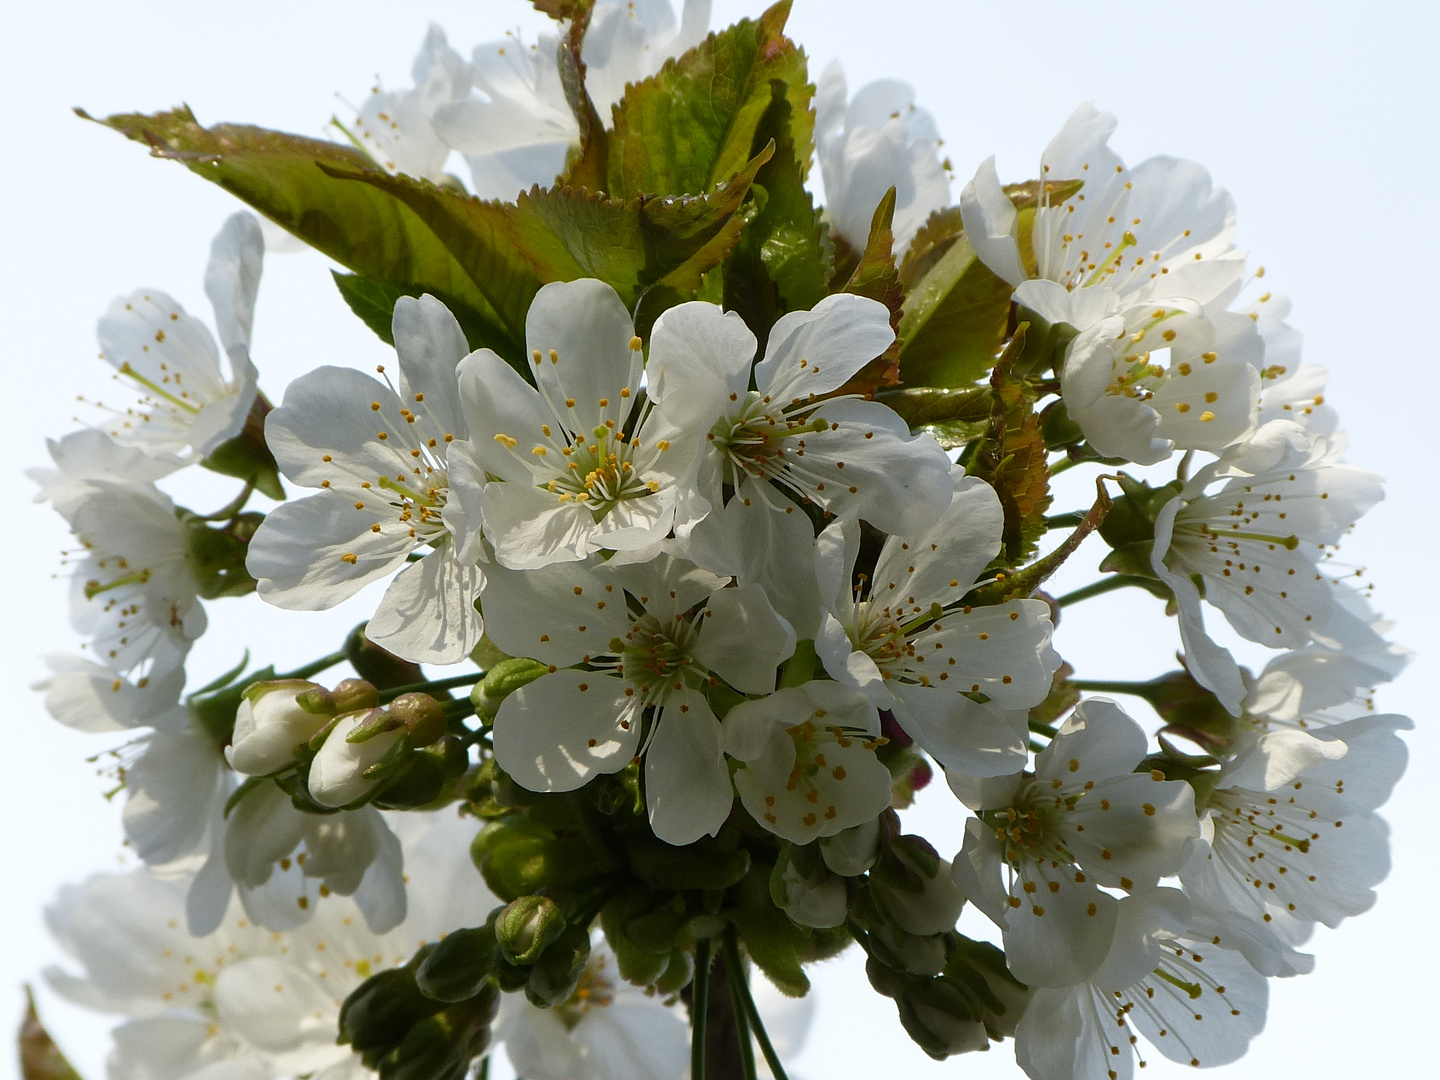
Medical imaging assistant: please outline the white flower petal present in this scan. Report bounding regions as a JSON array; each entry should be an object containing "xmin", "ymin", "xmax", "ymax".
[
  {"xmin": 645, "ymin": 689, "xmax": 733, "ymax": 845},
  {"xmin": 692, "ymin": 582, "xmax": 794, "ymax": 695},
  {"xmin": 365, "ymin": 549, "xmax": 484, "ymax": 664},
  {"xmin": 494, "ymin": 670, "xmax": 640, "ymax": 792}
]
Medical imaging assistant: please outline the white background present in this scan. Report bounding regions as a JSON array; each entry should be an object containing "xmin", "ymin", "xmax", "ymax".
[{"xmin": 1, "ymin": 1, "xmax": 1435, "ymax": 1077}]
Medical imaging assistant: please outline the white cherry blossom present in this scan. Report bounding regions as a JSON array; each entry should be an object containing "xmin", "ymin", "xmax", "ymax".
[
  {"xmin": 495, "ymin": 938, "xmax": 688, "ymax": 1080},
  {"xmin": 1179, "ymin": 714, "xmax": 1410, "ymax": 943},
  {"xmin": 1060, "ymin": 298, "xmax": 1261, "ymax": 465},
  {"xmin": 92, "ymin": 213, "xmax": 263, "ymax": 465},
  {"xmin": 459, "ymin": 279, "xmax": 692, "ymax": 569},
  {"xmin": 814, "ymin": 61, "xmax": 951, "ymax": 254},
  {"xmin": 433, "ymin": 1, "xmax": 711, "ymax": 199},
  {"xmin": 248, "ymin": 294, "xmax": 486, "ymax": 664},
  {"xmin": 723, "ymin": 680, "xmax": 893, "ymax": 844},
  {"xmin": 814, "ymin": 471, "xmax": 1059, "ymax": 777},
  {"xmin": 960, "ymin": 103, "xmax": 1244, "ymax": 331},
  {"xmin": 349, "ymin": 25, "xmax": 470, "ymax": 182},
  {"xmin": 1014, "ymin": 890, "xmax": 1267, "ymax": 1080},
  {"xmin": 308, "ymin": 711, "xmax": 406, "ymax": 808},
  {"xmin": 952, "ymin": 699, "xmax": 1198, "ymax": 987},
  {"xmin": 484, "ymin": 551, "xmax": 794, "ymax": 844},
  {"xmin": 59, "ymin": 476, "xmax": 206, "ymax": 682},
  {"xmin": 648, "ymin": 293, "xmax": 953, "ymax": 539},
  {"xmin": 45, "ymin": 812, "xmax": 489, "ymax": 1080},
  {"xmin": 1150, "ymin": 419, "xmax": 1385, "ymax": 712}
]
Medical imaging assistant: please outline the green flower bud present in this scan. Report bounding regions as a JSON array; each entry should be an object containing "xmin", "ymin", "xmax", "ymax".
[
  {"xmin": 339, "ymin": 962, "xmax": 436, "ymax": 1054},
  {"xmin": 471, "ymin": 658, "xmax": 550, "ymax": 720},
  {"xmin": 872, "ymin": 839, "xmax": 965, "ymax": 938},
  {"xmin": 495, "ymin": 896, "xmax": 566, "ymax": 965},
  {"xmin": 525, "ymin": 923, "xmax": 592, "ymax": 1007},
  {"xmin": 415, "ymin": 925, "xmax": 498, "ymax": 1003},
  {"xmin": 653, "ymin": 948, "xmax": 694, "ymax": 996},
  {"xmin": 471, "ymin": 818, "xmax": 601, "ymax": 900},
  {"xmin": 387, "ymin": 692, "xmax": 448, "ymax": 746}
]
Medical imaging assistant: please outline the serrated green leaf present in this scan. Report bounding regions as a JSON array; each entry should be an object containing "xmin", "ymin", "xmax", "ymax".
[
  {"xmin": 967, "ymin": 327, "xmax": 1052, "ymax": 564},
  {"xmin": 896, "ymin": 233, "xmax": 1013, "ymax": 389},
  {"xmin": 603, "ymin": 0, "xmax": 806, "ymax": 197},
  {"xmin": 722, "ymin": 79, "xmax": 832, "ymax": 343},
  {"xmin": 86, "ymin": 107, "xmax": 523, "ymax": 363},
  {"xmin": 333, "ymin": 272, "xmax": 411, "ymax": 345}
]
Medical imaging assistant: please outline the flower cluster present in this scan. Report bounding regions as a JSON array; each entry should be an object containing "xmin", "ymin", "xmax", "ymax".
[{"xmin": 27, "ymin": 3, "xmax": 1409, "ymax": 1080}]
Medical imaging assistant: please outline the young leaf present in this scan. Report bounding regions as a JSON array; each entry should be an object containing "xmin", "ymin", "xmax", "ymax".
[
  {"xmin": 86, "ymin": 107, "xmax": 523, "ymax": 362},
  {"xmin": 896, "ymin": 229, "xmax": 1013, "ymax": 390},
  {"xmin": 967, "ymin": 326, "xmax": 1052, "ymax": 564},
  {"xmin": 721, "ymin": 79, "xmax": 832, "ymax": 344},
  {"xmin": 835, "ymin": 187, "xmax": 904, "ymax": 393},
  {"xmin": 532, "ymin": 0, "xmax": 594, "ymax": 18},
  {"xmin": 604, "ymin": 0, "xmax": 807, "ymax": 197}
]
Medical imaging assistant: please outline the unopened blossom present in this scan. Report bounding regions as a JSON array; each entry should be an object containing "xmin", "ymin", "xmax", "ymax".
[
  {"xmin": 952, "ymin": 699, "xmax": 1198, "ymax": 987},
  {"xmin": 496, "ymin": 938, "xmax": 689, "ymax": 1080},
  {"xmin": 226, "ymin": 681, "xmax": 334, "ymax": 777},
  {"xmin": 484, "ymin": 551, "xmax": 794, "ymax": 844},
  {"xmin": 723, "ymin": 680, "xmax": 893, "ymax": 844},
  {"xmin": 248, "ymin": 295, "xmax": 487, "ymax": 664},
  {"xmin": 459, "ymin": 279, "xmax": 692, "ymax": 569},
  {"xmin": 960, "ymin": 103, "xmax": 1243, "ymax": 331},
  {"xmin": 1180, "ymin": 714, "xmax": 1410, "ymax": 943},
  {"xmin": 1150, "ymin": 419, "xmax": 1384, "ymax": 712},
  {"xmin": 433, "ymin": 1, "xmax": 710, "ymax": 198},
  {"xmin": 1061, "ymin": 299, "xmax": 1261, "ymax": 465},
  {"xmin": 1014, "ymin": 890, "xmax": 1267, "ymax": 1080},
  {"xmin": 814, "ymin": 61, "xmax": 951, "ymax": 254},
  {"xmin": 814, "ymin": 471, "xmax": 1060, "ymax": 777},
  {"xmin": 46, "ymin": 812, "xmax": 489, "ymax": 1080},
  {"xmin": 349, "ymin": 24, "xmax": 470, "ymax": 182},
  {"xmin": 648, "ymin": 293, "xmax": 953, "ymax": 538},
  {"xmin": 307, "ymin": 711, "xmax": 406, "ymax": 808},
  {"xmin": 92, "ymin": 213, "xmax": 263, "ymax": 465}
]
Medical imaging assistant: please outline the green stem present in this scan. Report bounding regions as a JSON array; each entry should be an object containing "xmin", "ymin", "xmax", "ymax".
[
  {"xmin": 475, "ymin": 1056, "xmax": 489, "ymax": 1080},
  {"xmin": 1049, "ymin": 455, "xmax": 1083, "ymax": 475},
  {"xmin": 193, "ymin": 481, "xmax": 256, "ymax": 522},
  {"xmin": 278, "ymin": 650, "xmax": 348, "ymax": 681},
  {"xmin": 1029, "ymin": 719, "xmax": 1058, "ymax": 738},
  {"xmin": 442, "ymin": 698, "xmax": 477, "ymax": 723},
  {"xmin": 377, "ymin": 671, "xmax": 486, "ymax": 703},
  {"xmin": 1044, "ymin": 510, "xmax": 1087, "ymax": 529},
  {"xmin": 723, "ymin": 931, "xmax": 789, "ymax": 1080},
  {"xmin": 1054, "ymin": 575, "xmax": 1150, "ymax": 607},
  {"xmin": 692, "ymin": 937, "xmax": 713, "ymax": 1080},
  {"xmin": 722, "ymin": 930, "xmax": 758, "ymax": 1080}
]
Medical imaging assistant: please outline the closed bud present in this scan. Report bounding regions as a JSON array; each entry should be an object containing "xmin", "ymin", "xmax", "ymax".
[
  {"xmin": 387, "ymin": 692, "xmax": 448, "ymax": 746},
  {"xmin": 472, "ymin": 658, "xmax": 550, "ymax": 720},
  {"xmin": 820, "ymin": 818, "xmax": 881, "ymax": 877},
  {"xmin": 339, "ymin": 962, "xmax": 437, "ymax": 1054},
  {"xmin": 897, "ymin": 977, "xmax": 989, "ymax": 1060},
  {"xmin": 225, "ymin": 680, "xmax": 331, "ymax": 776},
  {"xmin": 524, "ymin": 923, "xmax": 591, "ymax": 1006},
  {"xmin": 331, "ymin": 677, "xmax": 380, "ymax": 713},
  {"xmin": 873, "ymin": 838, "xmax": 965, "ymax": 937},
  {"xmin": 770, "ymin": 845, "xmax": 847, "ymax": 929},
  {"xmin": 308, "ymin": 710, "xmax": 405, "ymax": 808},
  {"xmin": 471, "ymin": 819, "xmax": 598, "ymax": 900},
  {"xmin": 495, "ymin": 895, "xmax": 566, "ymax": 966},
  {"xmin": 415, "ymin": 925, "xmax": 498, "ymax": 1003},
  {"xmin": 653, "ymin": 948, "xmax": 694, "ymax": 996}
]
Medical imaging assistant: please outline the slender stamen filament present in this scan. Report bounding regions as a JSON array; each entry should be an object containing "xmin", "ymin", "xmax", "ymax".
[{"xmin": 117, "ymin": 363, "xmax": 200, "ymax": 414}]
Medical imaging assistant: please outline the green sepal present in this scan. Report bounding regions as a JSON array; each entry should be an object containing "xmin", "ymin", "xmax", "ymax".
[
  {"xmin": 524, "ymin": 923, "xmax": 593, "ymax": 1007},
  {"xmin": 415, "ymin": 925, "xmax": 499, "ymax": 1003},
  {"xmin": 727, "ymin": 864, "xmax": 810, "ymax": 997},
  {"xmin": 471, "ymin": 817, "xmax": 605, "ymax": 900},
  {"xmin": 19, "ymin": 987, "xmax": 83, "ymax": 1080},
  {"xmin": 625, "ymin": 834, "xmax": 751, "ymax": 892}
]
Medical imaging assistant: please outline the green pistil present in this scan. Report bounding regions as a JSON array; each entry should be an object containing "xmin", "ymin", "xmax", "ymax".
[
  {"xmin": 378, "ymin": 475, "xmax": 442, "ymax": 508},
  {"xmin": 1155, "ymin": 968, "xmax": 1203, "ymax": 1000},
  {"xmin": 1083, "ymin": 229, "xmax": 1139, "ymax": 287},
  {"xmin": 1216, "ymin": 529, "xmax": 1301, "ymax": 550},
  {"xmin": 84, "ymin": 569, "xmax": 151, "ymax": 600},
  {"xmin": 117, "ymin": 362, "xmax": 200, "ymax": 415}
]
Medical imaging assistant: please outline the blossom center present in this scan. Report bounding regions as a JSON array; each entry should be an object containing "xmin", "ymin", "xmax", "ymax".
[
  {"xmin": 707, "ymin": 391, "xmax": 830, "ymax": 493},
  {"xmin": 615, "ymin": 611, "xmax": 703, "ymax": 706}
]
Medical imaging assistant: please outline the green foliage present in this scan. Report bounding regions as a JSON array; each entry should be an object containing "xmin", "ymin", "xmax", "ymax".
[
  {"xmin": 86, "ymin": 107, "xmax": 523, "ymax": 363},
  {"xmin": 966, "ymin": 327, "xmax": 1052, "ymax": 565},
  {"xmin": 721, "ymin": 79, "xmax": 833, "ymax": 343},
  {"xmin": 532, "ymin": 0, "xmax": 595, "ymax": 19},
  {"xmin": 896, "ymin": 218, "xmax": 1014, "ymax": 389},
  {"xmin": 603, "ymin": 1, "xmax": 806, "ymax": 198}
]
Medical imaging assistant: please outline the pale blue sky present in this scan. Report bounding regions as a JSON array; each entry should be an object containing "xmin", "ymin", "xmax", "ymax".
[{"xmin": 2, "ymin": 2, "xmax": 1434, "ymax": 1078}]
